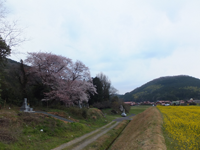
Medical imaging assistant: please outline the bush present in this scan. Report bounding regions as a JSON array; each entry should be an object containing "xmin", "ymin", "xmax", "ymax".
[
  {"xmin": 189, "ymin": 102, "xmax": 197, "ymax": 105},
  {"xmin": 87, "ymin": 108, "xmax": 104, "ymax": 119},
  {"xmin": 68, "ymin": 107, "xmax": 85, "ymax": 119},
  {"xmin": 93, "ymin": 101, "xmax": 111, "ymax": 109},
  {"xmin": 82, "ymin": 109, "xmax": 87, "ymax": 119},
  {"xmin": 111, "ymin": 100, "xmax": 130, "ymax": 114}
]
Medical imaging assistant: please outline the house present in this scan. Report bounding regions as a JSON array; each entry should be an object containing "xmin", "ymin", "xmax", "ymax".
[
  {"xmin": 140, "ymin": 101, "xmax": 154, "ymax": 105},
  {"xmin": 124, "ymin": 101, "xmax": 136, "ymax": 106},
  {"xmin": 171, "ymin": 101, "xmax": 180, "ymax": 105},
  {"xmin": 171, "ymin": 100, "xmax": 185, "ymax": 105},
  {"xmin": 156, "ymin": 100, "xmax": 171, "ymax": 106},
  {"xmin": 193, "ymin": 100, "xmax": 200, "ymax": 104}
]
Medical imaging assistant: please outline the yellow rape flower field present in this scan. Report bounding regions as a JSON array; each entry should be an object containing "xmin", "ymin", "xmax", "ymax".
[{"xmin": 157, "ymin": 106, "xmax": 200, "ymax": 150}]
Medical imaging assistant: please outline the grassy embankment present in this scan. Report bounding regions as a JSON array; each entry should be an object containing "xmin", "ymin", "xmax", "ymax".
[
  {"xmin": 0, "ymin": 106, "xmax": 116, "ymax": 150},
  {"xmin": 110, "ymin": 106, "xmax": 166, "ymax": 150},
  {"xmin": 81, "ymin": 105, "xmax": 151, "ymax": 150}
]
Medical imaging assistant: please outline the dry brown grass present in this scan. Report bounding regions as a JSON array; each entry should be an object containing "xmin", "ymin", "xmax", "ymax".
[{"xmin": 110, "ymin": 107, "xmax": 166, "ymax": 150}]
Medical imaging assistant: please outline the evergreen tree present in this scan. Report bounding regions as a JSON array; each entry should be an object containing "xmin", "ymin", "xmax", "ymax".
[
  {"xmin": 88, "ymin": 77, "xmax": 103, "ymax": 105},
  {"xmin": 0, "ymin": 77, "xmax": 2, "ymax": 104},
  {"xmin": 0, "ymin": 36, "xmax": 11, "ymax": 64},
  {"xmin": 97, "ymin": 73, "xmax": 111, "ymax": 100}
]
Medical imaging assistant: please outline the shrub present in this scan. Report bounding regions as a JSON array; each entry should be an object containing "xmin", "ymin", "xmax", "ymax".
[
  {"xmin": 82, "ymin": 109, "xmax": 87, "ymax": 119},
  {"xmin": 93, "ymin": 101, "xmax": 111, "ymax": 109},
  {"xmin": 87, "ymin": 108, "xmax": 104, "ymax": 119},
  {"xmin": 111, "ymin": 100, "xmax": 130, "ymax": 114},
  {"xmin": 189, "ymin": 102, "xmax": 197, "ymax": 105},
  {"xmin": 67, "ymin": 107, "xmax": 84, "ymax": 119}
]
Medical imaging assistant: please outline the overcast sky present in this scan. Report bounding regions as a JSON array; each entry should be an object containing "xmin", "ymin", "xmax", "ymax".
[{"xmin": 5, "ymin": 0, "xmax": 200, "ymax": 94}]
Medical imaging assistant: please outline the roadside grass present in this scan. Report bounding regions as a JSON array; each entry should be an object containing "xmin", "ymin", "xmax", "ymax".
[
  {"xmin": 82, "ymin": 120, "xmax": 129, "ymax": 150},
  {"xmin": 0, "ymin": 106, "xmax": 114, "ymax": 150}
]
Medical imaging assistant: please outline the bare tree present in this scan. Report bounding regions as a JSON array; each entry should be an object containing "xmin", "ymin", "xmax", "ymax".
[
  {"xmin": 109, "ymin": 86, "xmax": 118, "ymax": 96},
  {"xmin": 0, "ymin": 0, "xmax": 26, "ymax": 51}
]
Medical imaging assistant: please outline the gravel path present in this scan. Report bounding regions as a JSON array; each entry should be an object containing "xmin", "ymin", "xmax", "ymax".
[
  {"xmin": 34, "ymin": 111, "xmax": 135, "ymax": 124},
  {"xmin": 113, "ymin": 114, "xmax": 135, "ymax": 122},
  {"xmin": 34, "ymin": 111, "xmax": 74, "ymax": 123}
]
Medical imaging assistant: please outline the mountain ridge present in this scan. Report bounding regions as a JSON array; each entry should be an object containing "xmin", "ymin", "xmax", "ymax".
[{"xmin": 120, "ymin": 75, "xmax": 200, "ymax": 102}]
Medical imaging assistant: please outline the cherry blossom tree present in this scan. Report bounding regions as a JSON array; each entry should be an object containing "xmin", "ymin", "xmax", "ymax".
[{"xmin": 25, "ymin": 52, "xmax": 96, "ymax": 105}]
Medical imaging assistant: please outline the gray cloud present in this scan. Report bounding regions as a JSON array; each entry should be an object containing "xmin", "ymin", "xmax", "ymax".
[{"xmin": 6, "ymin": 0, "xmax": 200, "ymax": 94}]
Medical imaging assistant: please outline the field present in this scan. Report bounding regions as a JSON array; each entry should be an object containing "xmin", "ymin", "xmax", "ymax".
[
  {"xmin": 157, "ymin": 106, "xmax": 200, "ymax": 150},
  {"xmin": 129, "ymin": 105, "xmax": 152, "ymax": 115}
]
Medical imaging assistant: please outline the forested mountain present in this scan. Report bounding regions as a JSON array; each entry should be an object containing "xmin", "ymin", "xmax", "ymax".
[{"xmin": 120, "ymin": 75, "xmax": 200, "ymax": 102}]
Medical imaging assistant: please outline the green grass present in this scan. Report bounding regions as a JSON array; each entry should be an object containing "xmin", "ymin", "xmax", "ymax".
[
  {"xmin": 0, "ymin": 107, "xmax": 114, "ymax": 150},
  {"xmin": 101, "ymin": 105, "xmax": 151, "ymax": 118},
  {"xmin": 101, "ymin": 108, "xmax": 122, "ymax": 118},
  {"xmin": 0, "ymin": 113, "xmax": 93, "ymax": 150},
  {"xmin": 63, "ymin": 122, "xmax": 117, "ymax": 150},
  {"xmin": 129, "ymin": 105, "xmax": 152, "ymax": 115}
]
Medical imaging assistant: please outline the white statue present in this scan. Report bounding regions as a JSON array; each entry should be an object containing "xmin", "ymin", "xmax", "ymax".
[{"xmin": 120, "ymin": 105, "xmax": 127, "ymax": 117}]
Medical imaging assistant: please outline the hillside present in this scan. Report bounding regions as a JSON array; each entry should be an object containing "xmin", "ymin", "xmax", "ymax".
[
  {"xmin": 0, "ymin": 58, "xmax": 38, "ymax": 106},
  {"xmin": 120, "ymin": 75, "xmax": 200, "ymax": 102}
]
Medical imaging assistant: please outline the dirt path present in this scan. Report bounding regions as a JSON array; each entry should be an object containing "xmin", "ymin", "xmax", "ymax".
[{"xmin": 52, "ymin": 114, "xmax": 134, "ymax": 150}]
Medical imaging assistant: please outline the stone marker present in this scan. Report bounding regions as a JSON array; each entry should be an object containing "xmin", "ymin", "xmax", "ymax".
[
  {"xmin": 120, "ymin": 105, "xmax": 127, "ymax": 117},
  {"xmin": 20, "ymin": 98, "xmax": 35, "ymax": 112}
]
